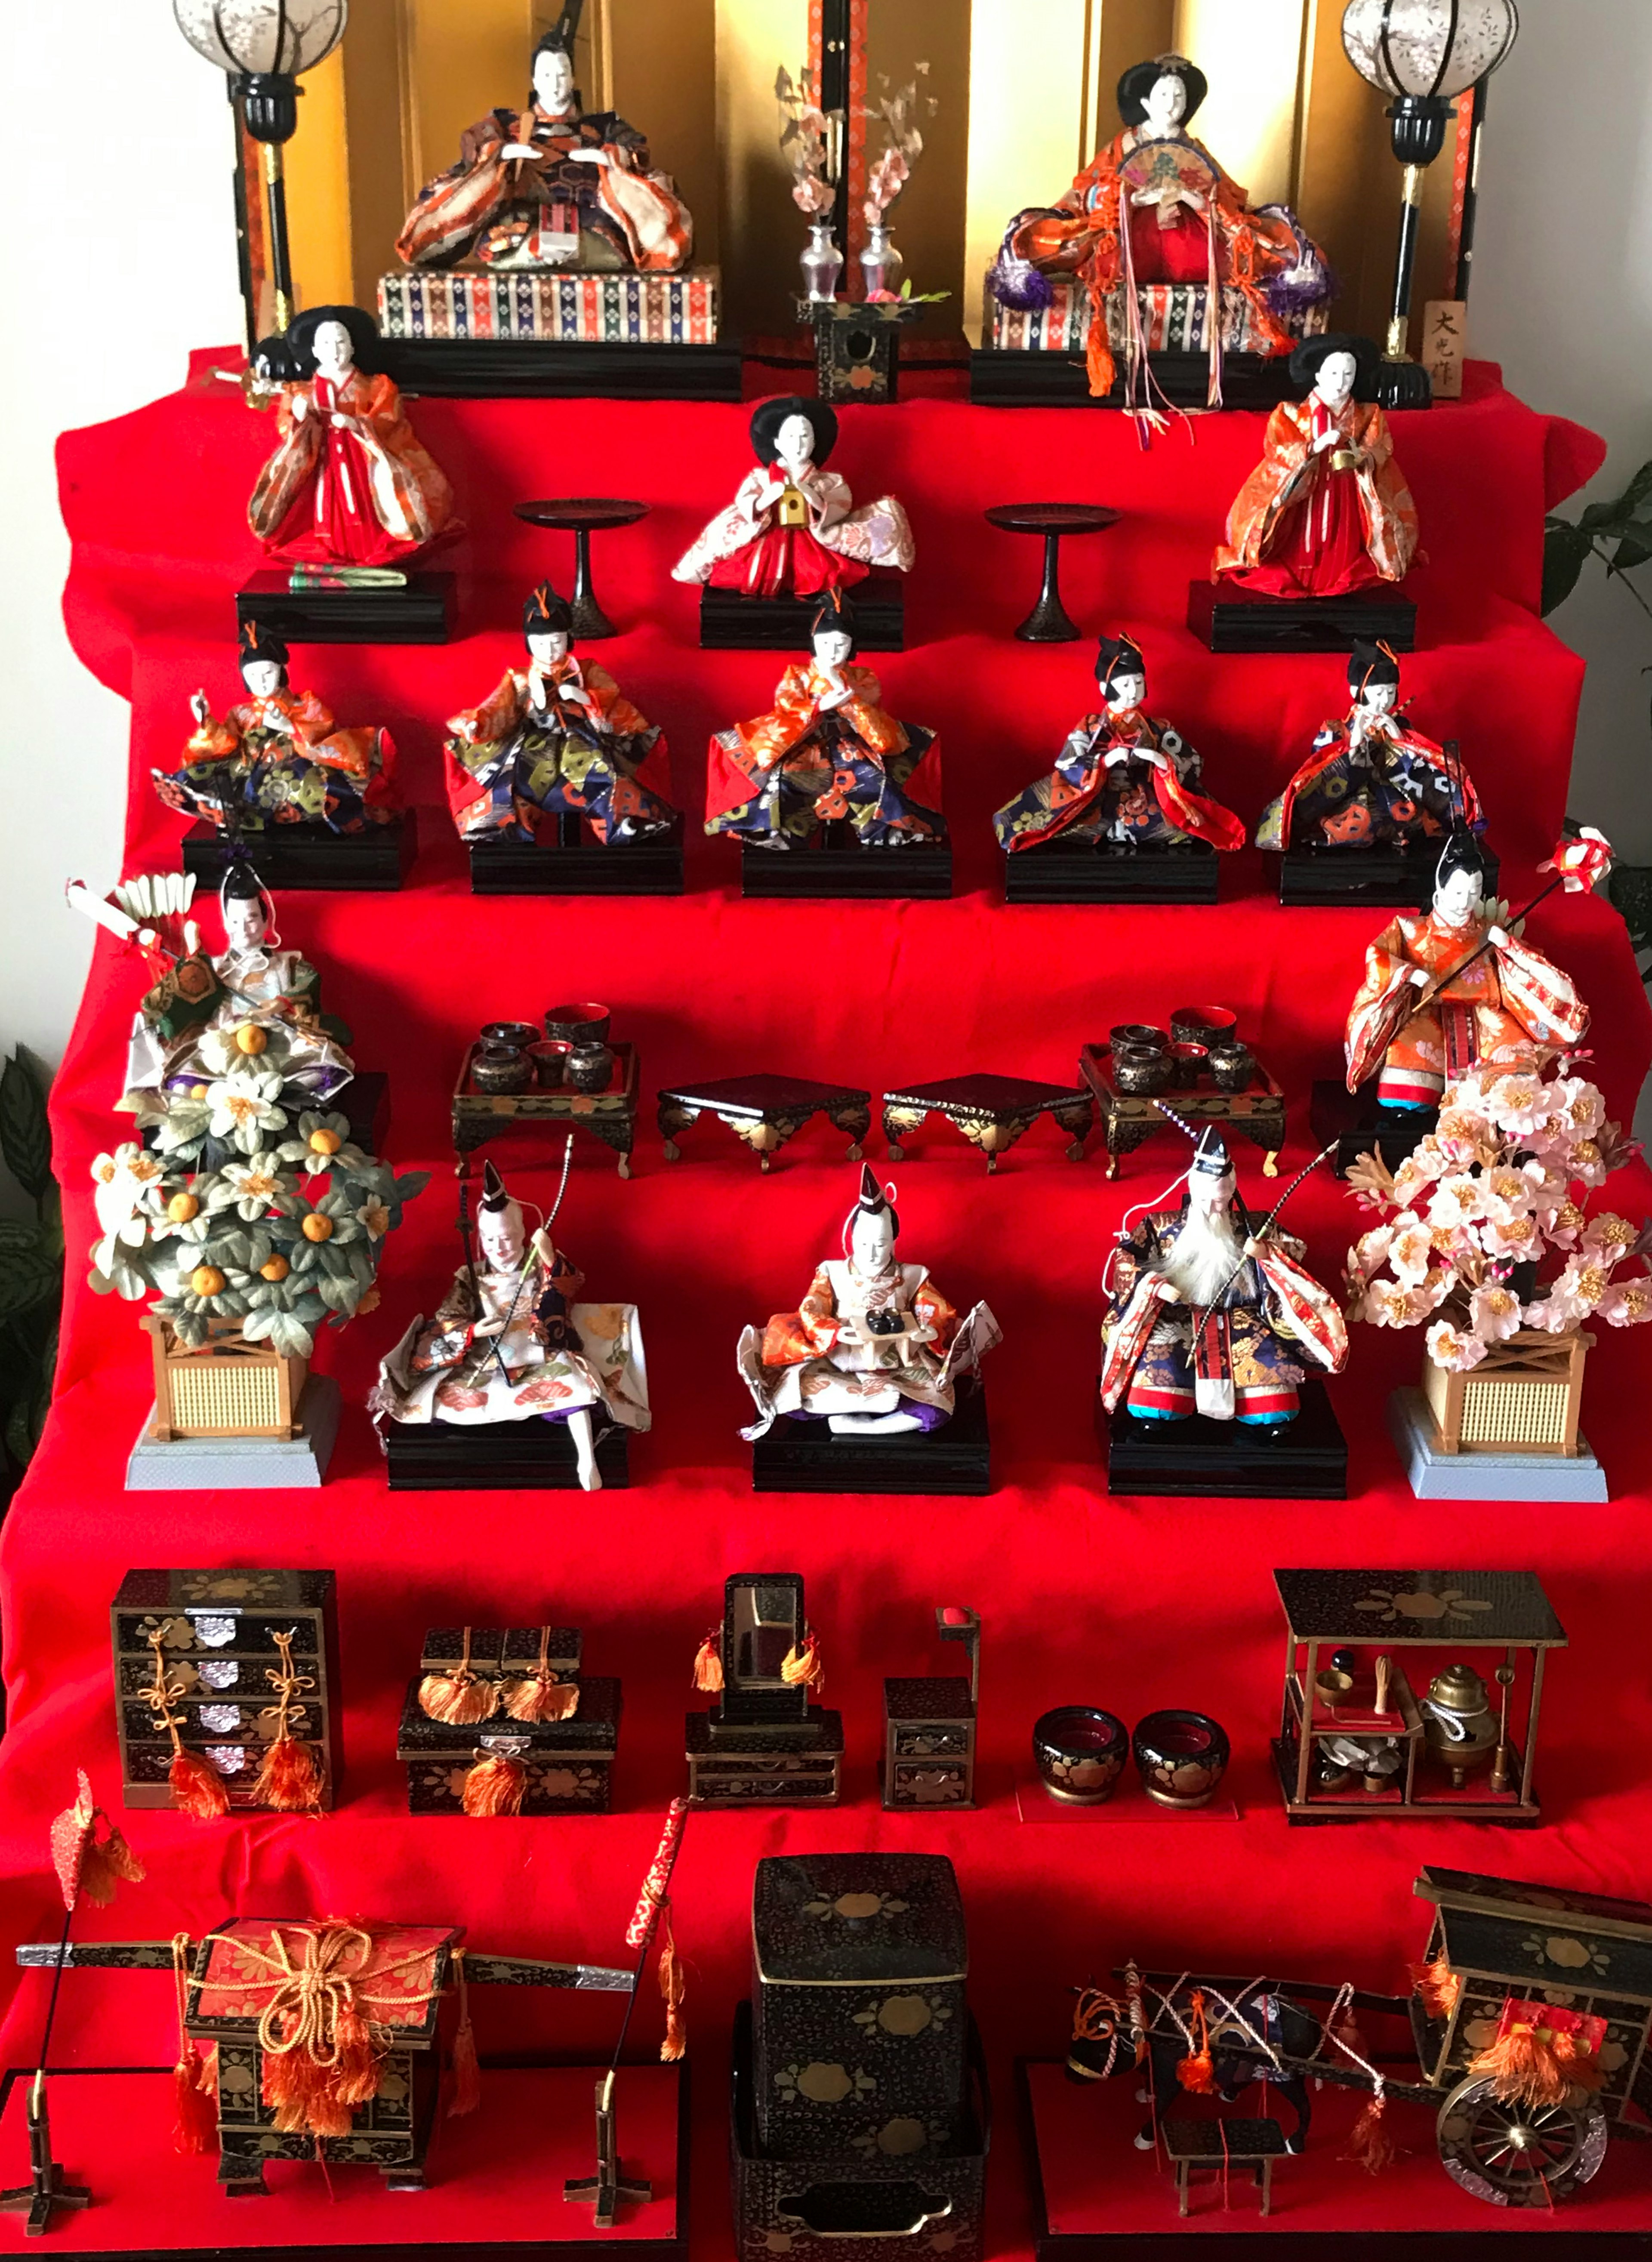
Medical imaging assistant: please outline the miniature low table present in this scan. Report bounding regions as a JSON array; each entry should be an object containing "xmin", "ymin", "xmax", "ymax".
[
  {"xmin": 983, "ymin": 504, "xmax": 1121, "ymax": 641},
  {"xmin": 657, "ymin": 1074, "xmax": 871, "ymax": 1169},
  {"xmin": 453, "ymin": 1041, "xmax": 638, "ymax": 1177},
  {"xmin": 881, "ymin": 1075, "xmax": 1093, "ymax": 1169},
  {"xmin": 1162, "ymin": 2117, "xmax": 1290, "ymax": 2218},
  {"xmin": 1079, "ymin": 1043, "xmax": 1285, "ymax": 1180},
  {"xmin": 512, "ymin": 497, "xmax": 648, "ymax": 639}
]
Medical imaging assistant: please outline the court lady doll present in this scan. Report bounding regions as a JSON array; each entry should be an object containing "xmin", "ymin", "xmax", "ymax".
[
  {"xmin": 155, "ymin": 624, "xmax": 398, "ymax": 840},
  {"xmin": 705, "ymin": 590, "xmax": 943, "ymax": 851},
  {"xmin": 248, "ymin": 306, "xmax": 456, "ymax": 573},
  {"xmin": 672, "ymin": 396, "xmax": 914, "ymax": 599},
  {"xmin": 444, "ymin": 582, "xmax": 677, "ymax": 847},
  {"xmin": 993, "ymin": 632, "xmax": 1244, "ymax": 856},
  {"xmin": 1345, "ymin": 835, "xmax": 1589, "ymax": 1109},
  {"xmin": 1256, "ymin": 641, "xmax": 1482, "ymax": 855},
  {"xmin": 738, "ymin": 1166, "xmax": 1000, "ymax": 1439},
  {"xmin": 1214, "ymin": 334, "xmax": 1418, "ymax": 598}
]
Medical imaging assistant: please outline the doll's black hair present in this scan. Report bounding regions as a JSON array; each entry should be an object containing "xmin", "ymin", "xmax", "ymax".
[
  {"xmin": 1288, "ymin": 331, "xmax": 1380, "ymax": 399},
  {"xmin": 1435, "ymin": 832, "xmax": 1494, "ymax": 895},
  {"xmin": 1347, "ymin": 638, "xmax": 1401, "ymax": 694},
  {"xmin": 281, "ymin": 304, "xmax": 383, "ymax": 379},
  {"xmin": 749, "ymin": 394, "xmax": 839, "ymax": 468},
  {"xmin": 237, "ymin": 621, "xmax": 290, "ymax": 678},
  {"xmin": 523, "ymin": 582, "xmax": 574, "ymax": 640},
  {"xmin": 1117, "ymin": 52, "xmax": 1208, "ymax": 128},
  {"xmin": 810, "ymin": 587, "xmax": 859, "ymax": 657},
  {"xmin": 1094, "ymin": 632, "xmax": 1147, "ymax": 690},
  {"xmin": 220, "ymin": 861, "xmax": 269, "ymax": 905}
]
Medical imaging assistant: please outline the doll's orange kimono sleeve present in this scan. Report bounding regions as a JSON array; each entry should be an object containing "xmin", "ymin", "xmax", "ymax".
[
  {"xmin": 1344, "ymin": 915, "xmax": 1421, "ymax": 1091},
  {"xmin": 760, "ymin": 1268, "xmax": 841, "ymax": 1364},
  {"xmin": 1212, "ymin": 404, "xmax": 1310, "ymax": 576}
]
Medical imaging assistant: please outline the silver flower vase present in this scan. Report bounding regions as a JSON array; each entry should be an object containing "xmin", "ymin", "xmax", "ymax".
[
  {"xmin": 860, "ymin": 222, "xmax": 904, "ymax": 300},
  {"xmin": 800, "ymin": 219, "xmax": 844, "ymax": 303}
]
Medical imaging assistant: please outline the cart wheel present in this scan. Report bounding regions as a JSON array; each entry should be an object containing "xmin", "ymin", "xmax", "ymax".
[{"xmin": 1436, "ymin": 2075, "xmax": 1608, "ymax": 2207}]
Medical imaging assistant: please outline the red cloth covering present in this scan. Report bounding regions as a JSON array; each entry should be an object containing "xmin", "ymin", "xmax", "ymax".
[{"xmin": 6, "ymin": 357, "xmax": 1650, "ymax": 2252}]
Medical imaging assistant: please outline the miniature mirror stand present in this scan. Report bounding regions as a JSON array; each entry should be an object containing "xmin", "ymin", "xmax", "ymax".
[{"xmin": 685, "ymin": 1573, "xmax": 843, "ymax": 1807}]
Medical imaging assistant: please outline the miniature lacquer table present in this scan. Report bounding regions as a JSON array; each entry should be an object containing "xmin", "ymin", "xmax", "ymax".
[
  {"xmin": 512, "ymin": 498, "xmax": 649, "ymax": 640},
  {"xmin": 453, "ymin": 1042, "xmax": 638, "ymax": 1177},
  {"xmin": 881, "ymin": 1075, "xmax": 1093, "ymax": 1169},
  {"xmin": 1079, "ymin": 1042, "xmax": 1285, "ymax": 1180},
  {"xmin": 984, "ymin": 503, "xmax": 1121, "ymax": 641},
  {"xmin": 1162, "ymin": 2118, "xmax": 1289, "ymax": 2218},
  {"xmin": 657, "ymin": 1074, "xmax": 872, "ymax": 1169}
]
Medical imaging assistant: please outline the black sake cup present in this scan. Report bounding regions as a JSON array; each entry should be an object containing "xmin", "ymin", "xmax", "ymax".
[
  {"xmin": 1131, "ymin": 1710, "xmax": 1230, "ymax": 1809},
  {"xmin": 545, "ymin": 1002, "xmax": 611, "ymax": 1045},
  {"xmin": 471, "ymin": 1043, "xmax": 533, "ymax": 1095},
  {"xmin": 1109, "ymin": 1023, "xmax": 1168, "ymax": 1060},
  {"xmin": 480, "ymin": 1020, "xmax": 540, "ymax": 1051},
  {"xmin": 1032, "ymin": 1705, "xmax": 1129, "ymax": 1805},
  {"xmin": 1207, "ymin": 1039, "xmax": 1255, "ymax": 1094},
  {"xmin": 1170, "ymin": 1005, "xmax": 1238, "ymax": 1046},
  {"xmin": 1112, "ymin": 1050, "xmax": 1173, "ymax": 1096}
]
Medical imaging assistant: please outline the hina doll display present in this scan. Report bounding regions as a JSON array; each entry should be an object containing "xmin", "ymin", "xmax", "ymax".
[
  {"xmin": 1214, "ymin": 335, "xmax": 1419, "ymax": 598},
  {"xmin": 1102, "ymin": 1126, "xmax": 1347, "ymax": 1427},
  {"xmin": 672, "ymin": 397, "xmax": 915, "ymax": 599},
  {"xmin": 705, "ymin": 591, "xmax": 943, "ymax": 854},
  {"xmin": 372, "ymin": 1162, "xmax": 648, "ymax": 1493},
  {"xmin": 1345, "ymin": 835, "xmax": 1590, "ymax": 1110},
  {"xmin": 248, "ymin": 306, "xmax": 456, "ymax": 576},
  {"xmin": 154, "ymin": 625, "xmax": 398, "ymax": 844},
  {"xmin": 444, "ymin": 583, "xmax": 677, "ymax": 849},
  {"xmin": 739, "ymin": 1167, "xmax": 1000, "ymax": 1439},
  {"xmin": 394, "ymin": 14, "xmax": 692, "ymax": 273},
  {"xmin": 1257, "ymin": 641, "xmax": 1482, "ymax": 856},
  {"xmin": 987, "ymin": 50, "xmax": 1331, "ymax": 401},
  {"xmin": 992, "ymin": 633, "xmax": 1244, "ymax": 859}
]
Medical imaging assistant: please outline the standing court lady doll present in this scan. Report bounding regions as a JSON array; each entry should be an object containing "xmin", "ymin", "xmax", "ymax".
[
  {"xmin": 672, "ymin": 397, "xmax": 914, "ymax": 599},
  {"xmin": 1214, "ymin": 334, "xmax": 1418, "ymax": 598},
  {"xmin": 993, "ymin": 632, "xmax": 1244, "ymax": 857},
  {"xmin": 444, "ymin": 583, "xmax": 677, "ymax": 847},
  {"xmin": 248, "ymin": 306, "xmax": 456, "ymax": 573},
  {"xmin": 705, "ymin": 590, "xmax": 943, "ymax": 852}
]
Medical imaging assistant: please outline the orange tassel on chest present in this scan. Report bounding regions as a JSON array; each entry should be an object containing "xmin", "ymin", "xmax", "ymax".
[
  {"xmin": 462, "ymin": 1753, "xmax": 527, "ymax": 1816},
  {"xmin": 170, "ymin": 1750, "xmax": 230, "ymax": 1821}
]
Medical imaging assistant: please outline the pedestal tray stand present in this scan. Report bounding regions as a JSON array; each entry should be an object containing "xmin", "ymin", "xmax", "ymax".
[
  {"xmin": 983, "ymin": 504, "xmax": 1121, "ymax": 642},
  {"xmin": 882, "ymin": 1074, "xmax": 1093, "ymax": 1168},
  {"xmin": 512, "ymin": 499, "xmax": 649, "ymax": 641},
  {"xmin": 658, "ymin": 1075, "xmax": 872, "ymax": 1170},
  {"xmin": 1079, "ymin": 1042, "xmax": 1285, "ymax": 1180},
  {"xmin": 453, "ymin": 1041, "xmax": 638, "ymax": 1178}
]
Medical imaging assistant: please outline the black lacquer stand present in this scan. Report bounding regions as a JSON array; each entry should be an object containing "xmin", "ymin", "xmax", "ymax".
[
  {"xmin": 513, "ymin": 499, "xmax": 650, "ymax": 641},
  {"xmin": 985, "ymin": 505, "xmax": 1121, "ymax": 642},
  {"xmin": 0, "ymin": 2080, "xmax": 90, "ymax": 2237}
]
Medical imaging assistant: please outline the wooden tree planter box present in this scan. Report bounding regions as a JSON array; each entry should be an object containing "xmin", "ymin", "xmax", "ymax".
[
  {"xmin": 140, "ymin": 1316, "xmax": 307, "ymax": 1442},
  {"xmin": 1421, "ymin": 1328, "xmax": 1592, "ymax": 1457}
]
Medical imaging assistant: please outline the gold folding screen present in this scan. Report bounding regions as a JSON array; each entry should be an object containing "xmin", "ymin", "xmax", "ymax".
[{"xmin": 276, "ymin": 0, "xmax": 1466, "ymax": 353}]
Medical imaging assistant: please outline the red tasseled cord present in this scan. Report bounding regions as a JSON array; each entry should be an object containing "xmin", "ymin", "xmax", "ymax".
[
  {"xmin": 169, "ymin": 1750, "xmax": 230, "ymax": 1821},
  {"xmin": 691, "ymin": 1635, "xmax": 723, "ymax": 1692},
  {"xmin": 172, "ymin": 2042, "xmax": 217, "ymax": 2156},
  {"xmin": 252, "ymin": 1736, "xmax": 322, "ymax": 1814}
]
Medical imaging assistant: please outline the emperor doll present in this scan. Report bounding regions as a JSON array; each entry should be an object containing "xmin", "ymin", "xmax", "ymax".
[
  {"xmin": 993, "ymin": 632, "xmax": 1244, "ymax": 859},
  {"xmin": 444, "ymin": 582, "xmax": 677, "ymax": 849},
  {"xmin": 373, "ymin": 1160, "xmax": 647, "ymax": 1492},
  {"xmin": 155, "ymin": 625, "xmax": 398, "ymax": 844},
  {"xmin": 1345, "ymin": 835, "xmax": 1590, "ymax": 1110},
  {"xmin": 739, "ymin": 1167, "xmax": 1000, "ymax": 1439},
  {"xmin": 1102, "ymin": 1125, "xmax": 1348, "ymax": 1427}
]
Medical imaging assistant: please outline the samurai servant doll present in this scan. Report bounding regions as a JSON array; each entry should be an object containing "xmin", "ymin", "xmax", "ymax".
[
  {"xmin": 673, "ymin": 397, "xmax": 915, "ymax": 599},
  {"xmin": 394, "ymin": 12, "xmax": 692, "ymax": 273},
  {"xmin": 993, "ymin": 632, "xmax": 1244, "ymax": 857},
  {"xmin": 155, "ymin": 624, "xmax": 398, "ymax": 841},
  {"xmin": 1346, "ymin": 835, "xmax": 1590, "ymax": 1110},
  {"xmin": 444, "ymin": 583, "xmax": 677, "ymax": 847},
  {"xmin": 739, "ymin": 1166, "xmax": 1000, "ymax": 1438},
  {"xmin": 988, "ymin": 51, "xmax": 1330, "ymax": 400},
  {"xmin": 1214, "ymin": 335, "xmax": 1419, "ymax": 598},
  {"xmin": 1257, "ymin": 642, "xmax": 1482, "ymax": 854},
  {"xmin": 373, "ymin": 1161, "xmax": 649, "ymax": 1492},
  {"xmin": 1102, "ymin": 1125, "xmax": 1347, "ymax": 1426},
  {"xmin": 249, "ymin": 306, "xmax": 456, "ymax": 574},
  {"xmin": 706, "ymin": 591, "xmax": 943, "ymax": 853}
]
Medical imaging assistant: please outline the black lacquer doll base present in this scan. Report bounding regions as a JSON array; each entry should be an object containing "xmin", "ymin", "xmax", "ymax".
[
  {"xmin": 1276, "ymin": 841, "xmax": 1498, "ymax": 909},
  {"xmin": 1004, "ymin": 839, "xmax": 1220, "ymax": 905},
  {"xmin": 752, "ymin": 1384, "xmax": 991, "ymax": 1496},
  {"xmin": 1101, "ymin": 1377, "xmax": 1347, "ymax": 1499},
  {"xmin": 470, "ymin": 815, "xmax": 686, "ymax": 897},
  {"xmin": 385, "ymin": 1413, "xmax": 631, "ymax": 1491},
  {"xmin": 183, "ymin": 814, "xmax": 418, "ymax": 894},
  {"xmin": 237, "ymin": 570, "xmax": 459, "ymax": 646},
  {"xmin": 700, "ymin": 578, "xmax": 905, "ymax": 652},
  {"xmin": 1187, "ymin": 580, "xmax": 1417, "ymax": 654},
  {"xmin": 1310, "ymin": 1079, "xmax": 1439, "ymax": 1179},
  {"xmin": 741, "ymin": 828, "xmax": 951, "ymax": 901}
]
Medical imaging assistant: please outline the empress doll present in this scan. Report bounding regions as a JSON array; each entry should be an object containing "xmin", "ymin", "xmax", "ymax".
[
  {"xmin": 444, "ymin": 583, "xmax": 677, "ymax": 846},
  {"xmin": 672, "ymin": 396, "xmax": 914, "ymax": 599},
  {"xmin": 1102, "ymin": 1126, "xmax": 1347, "ymax": 1426},
  {"xmin": 248, "ymin": 306, "xmax": 456, "ymax": 573},
  {"xmin": 155, "ymin": 625, "xmax": 398, "ymax": 839},
  {"xmin": 395, "ymin": 18, "xmax": 691, "ymax": 273},
  {"xmin": 1257, "ymin": 641, "xmax": 1482, "ymax": 854},
  {"xmin": 705, "ymin": 590, "xmax": 943, "ymax": 851},
  {"xmin": 372, "ymin": 1162, "xmax": 648, "ymax": 1492},
  {"xmin": 1345, "ymin": 836, "xmax": 1589, "ymax": 1109},
  {"xmin": 738, "ymin": 1167, "xmax": 1000, "ymax": 1439},
  {"xmin": 1214, "ymin": 334, "xmax": 1419, "ymax": 598},
  {"xmin": 993, "ymin": 633, "xmax": 1244, "ymax": 855},
  {"xmin": 989, "ymin": 51, "xmax": 1331, "ymax": 399}
]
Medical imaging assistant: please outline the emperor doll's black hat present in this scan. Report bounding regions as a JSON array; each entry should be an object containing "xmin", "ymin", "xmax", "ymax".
[
  {"xmin": 1288, "ymin": 331, "xmax": 1379, "ymax": 398},
  {"xmin": 1190, "ymin": 1125, "xmax": 1235, "ymax": 1178},
  {"xmin": 237, "ymin": 620, "xmax": 290, "ymax": 672},
  {"xmin": 523, "ymin": 582, "xmax": 574, "ymax": 639},
  {"xmin": 1436, "ymin": 831, "xmax": 1494, "ymax": 894},
  {"xmin": 1117, "ymin": 52, "xmax": 1208, "ymax": 127},
  {"xmin": 220, "ymin": 860, "xmax": 267, "ymax": 904},
  {"xmin": 811, "ymin": 587, "xmax": 859, "ymax": 650},
  {"xmin": 847, "ymin": 1162, "xmax": 900, "ymax": 1239},
  {"xmin": 1095, "ymin": 632, "xmax": 1146, "ymax": 690},
  {"xmin": 1347, "ymin": 638, "xmax": 1401, "ymax": 693},
  {"xmin": 480, "ymin": 1160, "xmax": 512, "ymax": 1214},
  {"xmin": 534, "ymin": 0, "xmax": 586, "ymax": 61}
]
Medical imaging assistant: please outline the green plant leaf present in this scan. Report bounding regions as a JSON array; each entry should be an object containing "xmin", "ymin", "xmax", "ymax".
[
  {"xmin": 0, "ymin": 1052, "xmax": 52, "ymax": 1203},
  {"xmin": 1578, "ymin": 458, "xmax": 1652, "ymax": 531},
  {"xmin": 1541, "ymin": 521, "xmax": 1597, "ymax": 616},
  {"xmin": 0, "ymin": 1248, "xmax": 59, "ymax": 1324}
]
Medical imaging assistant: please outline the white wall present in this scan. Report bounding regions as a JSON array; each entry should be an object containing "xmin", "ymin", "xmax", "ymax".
[{"xmin": 1, "ymin": 0, "xmax": 1650, "ymax": 1082}]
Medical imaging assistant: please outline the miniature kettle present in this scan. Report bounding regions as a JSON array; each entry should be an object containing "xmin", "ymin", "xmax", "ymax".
[{"xmin": 1421, "ymin": 1661, "xmax": 1498, "ymax": 1786}]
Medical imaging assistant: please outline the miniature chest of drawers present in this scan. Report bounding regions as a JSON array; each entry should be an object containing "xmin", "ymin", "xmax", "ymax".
[
  {"xmin": 111, "ymin": 1569, "xmax": 342, "ymax": 1812},
  {"xmin": 752, "ymin": 1852, "xmax": 969, "ymax": 2161},
  {"xmin": 883, "ymin": 1678, "xmax": 977, "ymax": 1809},
  {"xmin": 395, "ymin": 1624, "xmax": 621, "ymax": 1815}
]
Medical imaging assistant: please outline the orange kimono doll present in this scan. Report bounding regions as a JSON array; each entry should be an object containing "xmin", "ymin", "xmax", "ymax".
[
  {"xmin": 1215, "ymin": 335, "xmax": 1419, "ymax": 599},
  {"xmin": 249, "ymin": 307, "xmax": 456, "ymax": 573},
  {"xmin": 1346, "ymin": 838, "xmax": 1589, "ymax": 1109}
]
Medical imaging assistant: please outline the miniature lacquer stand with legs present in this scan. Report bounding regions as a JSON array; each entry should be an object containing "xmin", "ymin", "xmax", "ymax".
[
  {"xmin": 0, "ymin": 2070, "xmax": 91, "ymax": 2237},
  {"xmin": 566, "ymin": 2068, "xmax": 652, "ymax": 2228}
]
